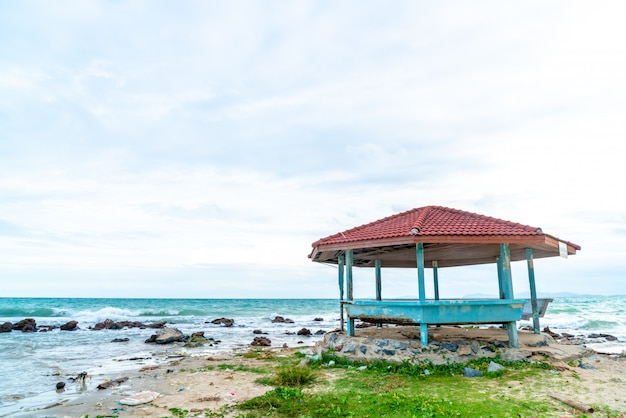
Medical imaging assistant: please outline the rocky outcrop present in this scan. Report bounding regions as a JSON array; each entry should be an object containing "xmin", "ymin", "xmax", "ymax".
[
  {"xmin": 145, "ymin": 327, "xmax": 186, "ymax": 344},
  {"xmin": 60, "ymin": 320, "xmax": 79, "ymax": 331},
  {"xmin": 297, "ymin": 328, "xmax": 312, "ymax": 336},
  {"xmin": 210, "ymin": 317, "xmax": 234, "ymax": 327},
  {"xmin": 92, "ymin": 319, "xmax": 166, "ymax": 330},
  {"xmin": 271, "ymin": 315, "xmax": 294, "ymax": 324},
  {"xmin": 0, "ymin": 322, "xmax": 12, "ymax": 333},
  {"xmin": 13, "ymin": 318, "xmax": 37, "ymax": 332},
  {"xmin": 252, "ymin": 336, "xmax": 271, "ymax": 346}
]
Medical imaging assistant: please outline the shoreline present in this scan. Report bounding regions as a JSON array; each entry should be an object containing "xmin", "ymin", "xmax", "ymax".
[{"xmin": 3, "ymin": 326, "xmax": 625, "ymax": 417}]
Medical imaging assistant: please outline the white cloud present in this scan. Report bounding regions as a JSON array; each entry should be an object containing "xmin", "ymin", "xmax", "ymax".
[{"xmin": 1, "ymin": 1, "xmax": 625, "ymax": 297}]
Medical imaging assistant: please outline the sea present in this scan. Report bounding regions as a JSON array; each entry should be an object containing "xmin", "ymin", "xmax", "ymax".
[{"xmin": 0, "ymin": 296, "xmax": 625, "ymax": 416}]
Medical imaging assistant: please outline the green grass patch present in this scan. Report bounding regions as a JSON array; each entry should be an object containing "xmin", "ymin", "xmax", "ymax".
[
  {"xmin": 216, "ymin": 363, "xmax": 268, "ymax": 374},
  {"xmin": 178, "ymin": 365, "xmax": 216, "ymax": 373}
]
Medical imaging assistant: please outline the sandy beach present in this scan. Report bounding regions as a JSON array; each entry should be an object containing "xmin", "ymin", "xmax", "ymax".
[{"xmin": 11, "ymin": 326, "xmax": 624, "ymax": 418}]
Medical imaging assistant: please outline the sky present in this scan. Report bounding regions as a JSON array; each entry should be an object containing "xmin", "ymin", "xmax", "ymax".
[{"xmin": 1, "ymin": 1, "xmax": 625, "ymax": 299}]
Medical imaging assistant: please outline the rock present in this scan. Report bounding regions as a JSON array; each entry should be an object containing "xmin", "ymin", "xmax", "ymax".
[
  {"xmin": 251, "ymin": 336, "xmax": 271, "ymax": 346},
  {"xmin": 210, "ymin": 318, "xmax": 234, "ymax": 327},
  {"xmin": 253, "ymin": 329, "xmax": 267, "ymax": 334},
  {"xmin": 376, "ymin": 339, "xmax": 389, "ymax": 347},
  {"xmin": 382, "ymin": 349, "xmax": 396, "ymax": 356},
  {"xmin": 456, "ymin": 343, "xmax": 472, "ymax": 356},
  {"xmin": 154, "ymin": 327, "xmax": 186, "ymax": 344},
  {"xmin": 56, "ymin": 382, "xmax": 65, "ymax": 390},
  {"xmin": 578, "ymin": 363, "xmax": 597, "ymax": 370},
  {"xmin": 111, "ymin": 338, "xmax": 129, "ymax": 343},
  {"xmin": 313, "ymin": 317, "xmax": 324, "ymax": 322},
  {"xmin": 488, "ymin": 362, "xmax": 504, "ymax": 373},
  {"xmin": 441, "ymin": 342, "xmax": 458, "ymax": 352},
  {"xmin": 97, "ymin": 377, "xmax": 129, "ymax": 390},
  {"xmin": 13, "ymin": 318, "xmax": 37, "ymax": 332},
  {"xmin": 271, "ymin": 316, "xmax": 294, "ymax": 324},
  {"xmin": 0, "ymin": 322, "xmax": 12, "ymax": 333},
  {"xmin": 93, "ymin": 319, "xmax": 165, "ymax": 330},
  {"xmin": 527, "ymin": 340, "xmax": 548, "ymax": 347},
  {"xmin": 60, "ymin": 320, "xmax": 79, "ymax": 331},
  {"xmin": 543, "ymin": 326, "xmax": 560, "ymax": 338},
  {"xmin": 463, "ymin": 367, "xmax": 483, "ymax": 377},
  {"xmin": 144, "ymin": 334, "xmax": 157, "ymax": 343},
  {"xmin": 392, "ymin": 341, "xmax": 408, "ymax": 350},
  {"xmin": 315, "ymin": 329, "xmax": 326, "ymax": 335},
  {"xmin": 342, "ymin": 344, "xmax": 356, "ymax": 354},
  {"xmin": 297, "ymin": 328, "xmax": 312, "ymax": 336},
  {"xmin": 359, "ymin": 345, "xmax": 367, "ymax": 355}
]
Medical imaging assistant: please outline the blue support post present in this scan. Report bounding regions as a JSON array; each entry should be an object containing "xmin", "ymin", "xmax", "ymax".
[
  {"xmin": 526, "ymin": 248, "xmax": 540, "ymax": 334},
  {"xmin": 500, "ymin": 243, "xmax": 518, "ymax": 347},
  {"xmin": 346, "ymin": 249, "xmax": 355, "ymax": 336},
  {"xmin": 432, "ymin": 260, "xmax": 440, "ymax": 301},
  {"xmin": 496, "ymin": 256, "xmax": 504, "ymax": 299},
  {"xmin": 338, "ymin": 254, "xmax": 345, "ymax": 332},
  {"xmin": 375, "ymin": 259, "xmax": 382, "ymax": 328},
  {"xmin": 375, "ymin": 259, "xmax": 382, "ymax": 301},
  {"xmin": 416, "ymin": 243, "xmax": 428, "ymax": 346}
]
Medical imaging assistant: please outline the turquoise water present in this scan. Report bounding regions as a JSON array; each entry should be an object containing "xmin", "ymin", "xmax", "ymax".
[
  {"xmin": 0, "ymin": 296, "xmax": 624, "ymax": 416},
  {"xmin": 0, "ymin": 298, "xmax": 340, "ymax": 415}
]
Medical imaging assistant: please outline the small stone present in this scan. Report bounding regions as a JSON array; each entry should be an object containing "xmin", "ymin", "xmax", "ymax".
[
  {"xmin": 358, "ymin": 365, "xmax": 367, "ymax": 370},
  {"xmin": 359, "ymin": 345, "xmax": 367, "ymax": 355},
  {"xmin": 342, "ymin": 344, "xmax": 356, "ymax": 354},
  {"xmin": 111, "ymin": 338, "xmax": 129, "ymax": 343},
  {"xmin": 382, "ymin": 349, "xmax": 396, "ymax": 356},
  {"xmin": 488, "ymin": 362, "xmax": 504, "ymax": 373},
  {"xmin": 463, "ymin": 367, "xmax": 483, "ymax": 377},
  {"xmin": 441, "ymin": 342, "xmax": 458, "ymax": 352},
  {"xmin": 392, "ymin": 341, "xmax": 408, "ymax": 350},
  {"xmin": 297, "ymin": 328, "xmax": 312, "ymax": 336},
  {"xmin": 313, "ymin": 317, "xmax": 324, "ymax": 322},
  {"xmin": 376, "ymin": 339, "xmax": 389, "ymax": 347},
  {"xmin": 56, "ymin": 382, "xmax": 65, "ymax": 390}
]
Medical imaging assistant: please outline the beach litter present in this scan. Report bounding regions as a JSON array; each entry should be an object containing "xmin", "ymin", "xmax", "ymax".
[{"xmin": 119, "ymin": 390, "xmax": 161, "ymax": 406}]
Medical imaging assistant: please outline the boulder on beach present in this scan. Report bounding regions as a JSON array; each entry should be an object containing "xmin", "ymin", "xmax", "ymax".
[
  {"xmin": 253, "ymin": 329, "xmax": 267, "ymax": 335},
  {"xmin": 210, "ymin": 317, "xmax": 234, "ymax": 327},
  {"xmin": 252, "ymin": 336, "xmax": 271, "ymax": 346},
  {"xmin": 0, "ymin": 322, "xmax": 12, "ymax": 333},
  {"xmin": 152, "ymin": 327, "xmax": 186, "ymax": 344},
  {"xmin": 60, "ymin": 320, "xmax": 79, "ymax": 331},
  {"xmin": 271, "ymin": 315, "xmax": 294, "ymax": 324}
]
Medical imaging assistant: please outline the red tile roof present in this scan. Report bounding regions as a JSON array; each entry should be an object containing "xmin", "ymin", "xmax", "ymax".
[{"xmin": 312, "ymin": 206, "xmax": 546, "ymax": 247}]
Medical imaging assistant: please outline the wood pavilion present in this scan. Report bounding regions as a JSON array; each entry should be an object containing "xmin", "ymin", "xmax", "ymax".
[{"xmin": 309, "ymin": 206, "xmax": 580, "ymax": 347}]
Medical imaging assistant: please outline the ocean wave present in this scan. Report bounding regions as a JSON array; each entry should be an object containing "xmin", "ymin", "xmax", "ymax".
[{"xmin": 0, "ymin": 307, "xmax": 56, "ymax": 318}]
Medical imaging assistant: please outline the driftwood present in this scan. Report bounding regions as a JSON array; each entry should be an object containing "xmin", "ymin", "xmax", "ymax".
[
  {"xmin": 97, "ymin": 376, "xmax": 129, "ymax": 390},
  {"xmin": 548, "ymin": 392, "xmax": 594, "ymax": 413}
]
